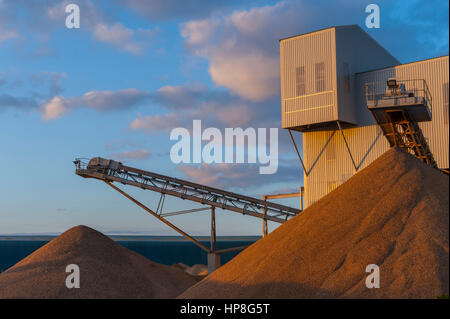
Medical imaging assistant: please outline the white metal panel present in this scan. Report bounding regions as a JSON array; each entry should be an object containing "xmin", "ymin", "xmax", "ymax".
[
  {"xmin": 395, "ymin": 56, "xmax": 449, "ymax": 169},
  {"xmin": 280, "ymin": 28, "xmax": 337, "ymax": 129}
]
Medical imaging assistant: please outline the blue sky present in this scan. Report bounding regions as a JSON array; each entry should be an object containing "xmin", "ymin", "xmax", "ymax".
[{"xmin": 0, "ymin": 0, "xmax": 448, "ymax": 235}]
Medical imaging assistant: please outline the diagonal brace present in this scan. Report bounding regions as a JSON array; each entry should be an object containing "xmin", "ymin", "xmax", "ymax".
[{"xmin": 104, "ymin": 181, "xmax": 211, "ymax": 253}]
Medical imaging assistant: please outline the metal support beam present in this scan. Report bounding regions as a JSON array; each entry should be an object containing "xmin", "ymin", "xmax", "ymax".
[
  {"xmin": 160, "ymin": 207, "xmax": 210, "ymax": 218},
  {"xmin": 262, "ymin": 196, "xmax": 268, "ymax": 237},
  {"xmin": 104, "ymin": 181, "xmax": 211, "ymax": 253},
  {"xmin": 207, "ymin": 253, "xmax": 221, "ymax": 274},
  {"xmin": 336, "ymin": 121, "xmax": 358, "ymax": 171},
  {"xmin": 288, "ymin": 129, "xmax": 308, "ymax": 175},
  {"xmin": 263, "ymin": 186, "xmax": 304, "ymax": 212},
  {"xmin": 288, "ymin": 129, "xmax": 336, "ymax": 176},
  {"xmin": 214, "ymin": 245, "xmax": 248, "ymax": 254},
  {"xmin": 300, "ymin": 186, "xmax": 304, "ymax": 211},
  {"xmin": 261, "ymin": 186, "xmax": 305, "ymax": 236},
  {"xmin": 210, "ymin": 206, "xmax": 216, "ymax": 252}
]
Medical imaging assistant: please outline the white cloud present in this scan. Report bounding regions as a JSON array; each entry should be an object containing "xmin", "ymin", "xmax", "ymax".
[
  {"xmin": 41, "ymin": 96, "xmax": 69, "ymax": 119},
  {"xmin": 181, "ymin": 19, "xmax": 219, "ymax": 45},
  {"xmin": 46, "ymin": 0, "xmax": 155, "ymax": 55},
  {"xmin": 155, "ymin": 83, "xmax": 207, "ymax": 108},
  {"xmin": 0, "ymin": 29, "xmax": 18, "ymax": 42},
  {"xmin": 40, "ymin": 88, "xmax": 150, "ymax": 120},
  {"xmin": 122, "ymin": 0, "xmax": 239, "ymax": 21},
  {"xmin": 93, "ymin": 23, "xmax": 145, "ymax": 54},
  {"xmin": 208, "ymin": 52, "xmax": 280, "ymax": 101},
  {"xmin": 81, "ymin": 89, "xmax": 149, "ymax": 110},
  {"xmin": 180, "ymin": 2, "xmax": 296, "ymax": 102},
  {"xmin": 127, "ymin": 82, "xmax": 283, "ymax": 135},
  {"xmin": 130, "ymin": 113, "xmax": 181, "ymax": 133},
  {"xmin": 216, "ymin": 104, "xmax": 252, "ymax": 127},
  {"xmin": 178, "ymin": 162, "xmax": 298, "ymax": 189},
  {"xmin": 109, "ymin": 149, "xmax": 151, "ymax": 161}
]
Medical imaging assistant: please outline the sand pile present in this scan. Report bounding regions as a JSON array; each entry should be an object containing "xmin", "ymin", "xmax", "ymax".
[
  {"xmin": 185, "ymin": 264, "xmax": 208, "ymax": 276},
  {"xmin": 179, "ymin": 148, "xmax": 449, "ymax": 299},
  {"xmin": 0, "ymin": 225, "xmax": 199, "ymax": 299}
]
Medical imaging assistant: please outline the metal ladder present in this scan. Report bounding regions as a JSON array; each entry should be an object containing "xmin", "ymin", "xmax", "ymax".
[{"xmin": 378, "ymin": 109, "xmax": 437, "ymax": 168}]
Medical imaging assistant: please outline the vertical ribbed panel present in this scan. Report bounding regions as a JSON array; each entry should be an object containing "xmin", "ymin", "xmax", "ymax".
[
  {"xmin": 395, "ymin": 56, "xmax": 449, "ymax": 169},
  {"xmin": 303, "ymin": 125, "xmax": 389, "ymax": 207},
  {"xmin": 280, "ymin": 28, "xmax": 337, "ymax": 128}
]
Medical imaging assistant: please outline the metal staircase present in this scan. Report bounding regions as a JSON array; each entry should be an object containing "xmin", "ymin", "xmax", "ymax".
[
  {"xmin": 377, "ymin": 109, "xmax": 437, "ymax": 167},
  {"xmin": 366, "ymin": 78, "xmax": 438, "ymax": 168}
]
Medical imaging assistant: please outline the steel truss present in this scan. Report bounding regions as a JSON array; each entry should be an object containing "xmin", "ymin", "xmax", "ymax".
[{"xmin": 74, "ymin": 159, "xmax": 302, "ymax": 260}]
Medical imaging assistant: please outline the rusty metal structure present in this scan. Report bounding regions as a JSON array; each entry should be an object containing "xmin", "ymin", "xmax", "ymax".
[
  {"xmin": 74, "ymin": 157, "xmax": 301, "ymax": 272},
  {"xmin": 365, "ymin": 78, "xmax": 438, "ymax": 168}
]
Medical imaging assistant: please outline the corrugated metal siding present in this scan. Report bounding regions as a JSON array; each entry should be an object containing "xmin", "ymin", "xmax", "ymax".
[
  {"xmin": 356, "ymin": 56, "xmax": 449, "ymax": 167},
  {"xmin": 280, "ymin": 28, "xmax": 337, "ymax": 128},
  {"xmin": 303, "ymin": 56, "xmax": 449, "ymax": 207},
  {"xmin": 303, "ymin": 125, "xmax": 389, "ymax": 206}
]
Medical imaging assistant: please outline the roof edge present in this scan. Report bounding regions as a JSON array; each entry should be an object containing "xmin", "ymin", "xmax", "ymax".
[
  {"xmin": 279, "ymin": 24, "xmax": 358, "ymax": 42},
  {"xmin": 356, "ymin": 55, "xmax": 449, "ymax": 75}
]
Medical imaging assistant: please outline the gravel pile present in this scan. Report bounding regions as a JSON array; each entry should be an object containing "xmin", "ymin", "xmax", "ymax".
[
  {"xmin": 179, "ymin": 148, "xmax": 449, "ymax": 299},
  {"xmin": 0, "ymin": 225, "xmax": 199, "ymax": 298}
]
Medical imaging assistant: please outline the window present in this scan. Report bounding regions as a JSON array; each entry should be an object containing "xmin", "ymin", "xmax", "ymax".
[
  {"xmin": 343, "ymin": 62, "xmax": 350, "ymax": 93},
  {"xmin": 315, "ymin": 62, "xmax": 325, "ymax": 92},
  {"xmin": 296, "ymin": 66, "xmax": 305, "ymax": 96},
  {"xmin": 444, "ymin": 82, "xmax": 449, "ymax": 125}
]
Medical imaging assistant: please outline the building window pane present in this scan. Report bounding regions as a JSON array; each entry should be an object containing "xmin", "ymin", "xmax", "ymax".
[
  {"xmin": 296, "ymin": 66, "xmax": 305, "ymax": 96},
  {"xmin": 343, "ymin": 62, "xmax": 350, "ymax": 93},
  {"xmin": 315, "ymin": 62, "xmax": 325, "ymax": 92},
  {"xmin": 444, "ymin": 82, "xmax": 449, "ymax": 125}
]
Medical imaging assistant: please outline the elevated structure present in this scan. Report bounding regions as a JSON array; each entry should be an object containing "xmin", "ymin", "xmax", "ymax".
[
  {"xmin": 280, "ymin": 25, "xmax": 449, "ymax": 207},
  {"xmin": 366, "ymin": 78, "xmax": 437, "ymax": 167},
  {"xmin": 280, "ymin": 25, "xmax": 400, "ymax": 132},
  {"xmin": 74, "ymin": 157, "xmax": 301, "ymax": 272}
]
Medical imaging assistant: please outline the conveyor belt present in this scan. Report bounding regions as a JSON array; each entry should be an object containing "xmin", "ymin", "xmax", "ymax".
[{"xmin": 75, "ymin": 159, "xmax": 301, "ymax": 224}]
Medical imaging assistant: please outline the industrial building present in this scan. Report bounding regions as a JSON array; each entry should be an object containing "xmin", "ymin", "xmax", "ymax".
[{"xmin": 280, "ymin": 25, "xmax": 449, "ymax": 207}]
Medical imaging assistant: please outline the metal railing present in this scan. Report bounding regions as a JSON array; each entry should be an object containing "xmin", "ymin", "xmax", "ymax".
[
  {"xmin": 365, "ymin": 79, "xmax": 432, "ymax": 113},
  {"xmin": 73, "ymin": 158, "xmax": 89, "ymax": 170}
]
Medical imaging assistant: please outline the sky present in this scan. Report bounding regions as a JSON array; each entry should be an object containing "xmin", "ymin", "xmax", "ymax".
[{"xmin": 0, "ymin": 0, "xmax": 448, "ymax": 236}]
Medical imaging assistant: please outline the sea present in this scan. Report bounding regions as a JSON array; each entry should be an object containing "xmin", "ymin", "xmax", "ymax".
[{"xmin": 0, "ymin": 235, "xmax": 259, "ymax": 272}]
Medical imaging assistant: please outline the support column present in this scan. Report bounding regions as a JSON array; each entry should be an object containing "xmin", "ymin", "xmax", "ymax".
[
  {"xmin": 210, "ymin": 206, "xmax": 216, "ymax": 251},
  {"xmin": 207, "ymin": 206, "xmax": 220, "ymax": 274},
  {"xmin": 207, "ymin": 253, "xmax": 221, "ymax": 274},
  {"xmin": 262, "ymin": 196, "xmax": 268, "ymax": 237},
  {"xmin": 300, "ymin": 186, "xmax": 304, "ymax": 211}
]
